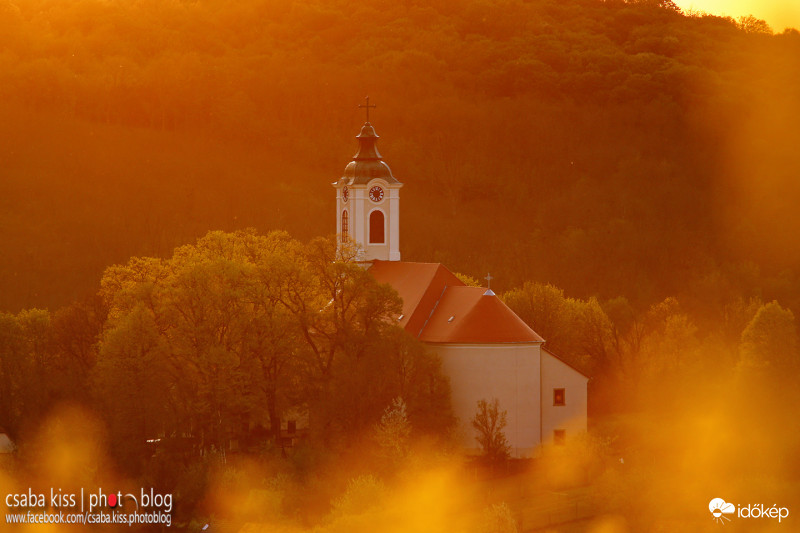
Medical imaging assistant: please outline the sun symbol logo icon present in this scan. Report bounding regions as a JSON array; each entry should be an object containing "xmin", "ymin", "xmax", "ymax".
[{"xmin": 709, "ymin": 498, "xmax": 735, "ymax": 524}]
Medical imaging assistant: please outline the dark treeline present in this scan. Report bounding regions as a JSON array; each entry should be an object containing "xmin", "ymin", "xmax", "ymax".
[{"xmin": 2, "ymin": 0, "xmax": 800, "ymax": 323}]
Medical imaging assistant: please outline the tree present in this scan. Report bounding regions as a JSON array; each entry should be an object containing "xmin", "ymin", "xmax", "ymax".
[
  {"xmin": 472, "ymin": 398, "xmax": 510, "ymax": 463},
  {"xmin": 94, "ymin": 304, "xmax": 171, "ymax": 466},
  {"xmin": 97, "ymin": 229, "xmax": 302, "ymax": 456},
  {"xmin": 504, "ymin": 283, "xmax": 572, "ymax": 351},
  {"xmin": 605, "ymin": 297, "xmax": 702, "ymax": 394},
  {"xmin": 50, "ymin": 295, "xmax": 107, "ymax": 403},
  {"xmin": 0, "ymin": 307, "xmax": 82, "ymax": 436},
  {"xmin": 635, "ymin": 298, "xmax": 698, "ymax": 376},
  {"xmin": 12, "ymin": 309, "xmax": 57, "ymax": 426},
  {"xmin": 0, "ymin": 312, "xmax": 26, "ymax": 437},
  {"xmin": 573, "ymin": 297, "xmax": 615, "ymax": 376},
  {"xmin": 275, "ymin": 236, "xmax": 406, "ymax": 439},
  {"xmin": 51, "ymin": 295, "xmax": 106, "ymax": 372},
  {"xmin": 503, "ymin": 282, "xmax": 612, "ymax": 375},
  {"xmin": 721, "ymin": 297, "xmax": 763, "ymax": 346},
  {"xmin": 374, "ymin": 397, "xmax": 411, "ymax": 464},
  {"xmin": 739, "ymin": 301, "xmax": 798, "ymax": 373},
  {"xmin": 382, "ymin": 328, "xmax": 453, "ymax": 435},
  {"xmin": 314, "ymin": 317, "xmax": 453, "ymax": 441},
  {"xmin": 628, "ymin": 0, "xmax": 682, "ymax": 13},
  {"xmin": 454, "ymin": 273, "xmax": 482, "ymax": 287},
  {"xmin": 188, "ymin": 229, "xmax": 303, "ymax": 447},
  {"xmin": 737, "ymin": 15, "xmax": 772, "ymax": 35}
]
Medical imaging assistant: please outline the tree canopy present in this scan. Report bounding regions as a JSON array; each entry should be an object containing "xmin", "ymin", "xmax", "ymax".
[{"xmin": 91, "ymin": 230, "xmax": 453, "ymax": 466}]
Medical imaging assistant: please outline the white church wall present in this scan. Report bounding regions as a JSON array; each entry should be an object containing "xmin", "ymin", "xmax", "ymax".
[
  {"xmin": 433, "ymin": 342, "xmax": 542, "ymax": 458},
  {"xmin": 335, "ymin": 193, "xmax": 342, "ymax": 236},
  {"xmin": 540, "ymin": 348, "xmax": 588, "ymax": 446},
  {"xmin": 387, "ymin": 187, "xmax": 400, "ymax": 261},
  {"xmin": 352, "ymin": 187, "xmax": 366, "ymax": 248}
]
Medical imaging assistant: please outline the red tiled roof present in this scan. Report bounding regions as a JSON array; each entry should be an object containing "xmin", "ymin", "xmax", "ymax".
[
  {"xmin": 369, "ymin": 260, "xmax": 465, "ymax": 337},
  {"xmin": 420, "ymin": 286, "xmax": 544, "ymax": 343},
  {"xmin": 369, "ymin": 261, "xmax": 544, "ymax": 344}
]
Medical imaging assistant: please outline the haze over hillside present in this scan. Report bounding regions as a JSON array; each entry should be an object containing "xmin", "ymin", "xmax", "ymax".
[{"xmin": 2, "ymin": 0, "xmax": 800, "ymax": 319}]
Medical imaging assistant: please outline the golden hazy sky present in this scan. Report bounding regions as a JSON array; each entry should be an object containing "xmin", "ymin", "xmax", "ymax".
[{"xmin": 674, "ymin": 0, "xmax": 800, "ymax": 31}]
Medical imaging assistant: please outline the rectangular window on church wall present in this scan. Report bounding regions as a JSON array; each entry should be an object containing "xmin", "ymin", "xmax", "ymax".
[
  {"xmin": 553, "ymin": 429, "xmax": 566, "ymax": 445},
  {"xmin": 553, "ymin": 388, "xmax": 565, "ymax": 406}
]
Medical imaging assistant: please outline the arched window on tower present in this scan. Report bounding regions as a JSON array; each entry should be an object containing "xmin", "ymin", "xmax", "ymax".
[
  {"xmin": 341, "ymin": 210, "xmax": 349, "ymax": 243},
  {"xmin": 369, "ymin": 210, "xmax": 385, "ymax": 244}
]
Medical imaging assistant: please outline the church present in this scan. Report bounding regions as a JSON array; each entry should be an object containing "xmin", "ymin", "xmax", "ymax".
[{"xmin": 332, "ymin": 106, "xmax": 588, "ymax": 458}]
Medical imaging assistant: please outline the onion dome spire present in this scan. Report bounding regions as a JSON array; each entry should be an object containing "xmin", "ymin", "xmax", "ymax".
[
  {"xmin": 338, "ymin": 97, "xmax": 400, "ymax": 185},
  {"xmin": 354, "ymin": 121, "xmax": 383, "ymax": 160}
]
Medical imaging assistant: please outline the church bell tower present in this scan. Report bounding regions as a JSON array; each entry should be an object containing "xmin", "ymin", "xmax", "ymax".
[{"xmin": 333, "ymin": 98, "xmax": 402, "ymax": 261}]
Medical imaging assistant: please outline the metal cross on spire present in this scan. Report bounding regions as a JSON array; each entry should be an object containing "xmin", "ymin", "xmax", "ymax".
[
  {"xmin": 358, "ymin": 96, "xmax": 376, "ymax": 123},
  {"xmin": 485, "ymin": 273, "xmax": 494, "ymax": 290}
]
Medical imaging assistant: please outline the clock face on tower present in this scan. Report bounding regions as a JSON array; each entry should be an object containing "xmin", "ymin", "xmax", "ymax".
[
  {"xmin": 369, "ymin": 186, "xmax": 384, "ymax": 202},
  {"xmin": 342, "ymin": 186, "xmax": 349, "ymax": 202}
]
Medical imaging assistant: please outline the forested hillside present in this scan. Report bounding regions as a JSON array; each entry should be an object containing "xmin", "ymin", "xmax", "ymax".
[{"xmin": 2, "ymin": 0, "xmax": 800, "ymax": 320}]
